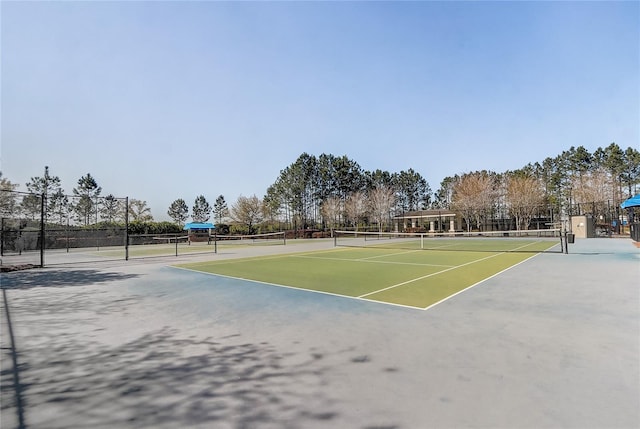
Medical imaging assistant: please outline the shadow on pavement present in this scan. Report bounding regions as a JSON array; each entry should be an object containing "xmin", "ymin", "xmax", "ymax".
[
  {"xmin": 0, "ymin": 269, "xmax": 139, "ymax": 290},
  {"xmin": 2, "ymin": 327, "xmax": 342, "ymax": 428}
]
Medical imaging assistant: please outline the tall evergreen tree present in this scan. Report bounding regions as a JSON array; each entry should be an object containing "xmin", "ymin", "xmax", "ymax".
[
  {"xmin": 26, "ymin": 166, "xmax": 63, "ymax": 222},
  {"xmin": 72, "ymin": 173, "xmax": 102, "ymax": 225},
  {"xmin": 100, "ymin": 194, "xmax": 123, "ymax": 223},
  {"xmin": 192, "ymin": 195, "xmax": 211, "ymax": 223},
  {"xmin": 167, "ymin": 198, "xmax": 189, "ymax": 225},
  {"xmin": 26, "ymin": 166, "xmax": 62, "ymax": 197},
  {"xmin": 20, "ymin": 194, "xmax": 42, "ymax": 221},
  {"xmin": 49, "ymin": 189, "xmax": 69, "ymax": 224},
  {"xmin": 621, "ymin": 147, "xmax": 640, "ymax": 197},
  {"xmin": 394, "ymin": 169, "xmax": 431, "ymax": 212},
  {"xmin": 213, "ymin": 195, "xmax": 229, "ymax": 225}
]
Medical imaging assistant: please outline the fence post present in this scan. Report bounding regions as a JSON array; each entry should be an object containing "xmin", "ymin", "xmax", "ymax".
[
  {"xmin": 66, "ymin": 213, "xmax": 70, "ymax": 253},
  {"xmin": 125, "ymin": 197, "xmax": 129, "ymax": 261},
  {"xmin": 1, "ymin": 217, "xmax": 5, "ymax": 257}
]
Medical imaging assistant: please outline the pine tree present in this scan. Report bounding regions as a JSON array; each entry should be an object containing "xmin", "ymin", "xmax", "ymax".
[
  {"xmin": 100, "ymin": 194, "xmax": 123, "ymax": 223},
  {"xmin": 192, "ymin": 195, "xmax": 211, "ymax": 223},
  {"xmin": 168, "ymin": 198, "xmax": 189, "ymax": 225},
  {"xmin": 213, "ymin": 195, "xmax": 228, "ymax": 224},
  {"xmin": 26, "ymin": 166, "xmax": 63, "ymax": 222},
  {"xmin": 72, "ymin": 173, "xmax": 102, "ymax": 225}
]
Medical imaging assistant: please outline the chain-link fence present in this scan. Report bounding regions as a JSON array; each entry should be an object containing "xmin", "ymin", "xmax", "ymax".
[
  {"xmin": 0, "ymin": 190, "xmax": 131, "ymax": 268},
  {"xmin": 1, "ymin": 191, "xmax": 45, "ymax": 267},
  {"xmin": 567, "ymin": 198, "xmax": 630, "ymax": 235},
  {"xmin": 0, "ymin": 190, "xmax": 222, "ymax": 268}
]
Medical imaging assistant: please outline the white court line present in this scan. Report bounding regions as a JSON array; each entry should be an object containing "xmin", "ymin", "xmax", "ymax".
[
  {"xmin": 357, "ymin": 249, "xmax": 421, "ymax": 260},
  {"xmin": 291, "ymin": 254, "xmax": 454, "ymax": 268},
  {"xmin": 421, "ymin": 252, "xmax": 542, "ymax": 311},
  {"xmin": 358, "ymin": 241, "xmax": 539, "ymax": 299},
  {"xmin": 357, "ymin": 252, "xmax": 505, "ymax": 298},
  {"xmin": 173, "ymin": 240, "xmax": 556, "ymax": 312},
  {"xmin": 170, "ymin": 265, "xmax": 426, "ymax": 311}
]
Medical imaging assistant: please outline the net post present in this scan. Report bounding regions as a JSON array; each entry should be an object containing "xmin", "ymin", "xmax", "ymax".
[
  {"xmin": 283, "ymin": 230, "xmax": 286, "ymax": 245},
  {"xmin": 40, "ymin": 192, "xmax": 45, "ymax": 268},
  {"xmin": 124, "ymin": 197, "xmax": 129, "ymax": 261},
  {"xmin": 175, "ymin": 234, "xmax": 178, "ymax": 257},
  {"xmin": 214, "ymin": 231, "xmax": 217, "ymax": 254}
]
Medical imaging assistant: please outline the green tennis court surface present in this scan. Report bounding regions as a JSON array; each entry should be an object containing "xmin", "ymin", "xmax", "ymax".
[
  {"xmin": 91, "ymin": 242, "xmax": 218, "ymax": 258},
  {"xmin": 88, "ymin": 233, "xmax": 286, "ymax": 259},
  {"xmin": 177, "ymin": 238, "xmax": 560, "ymax": 309}
]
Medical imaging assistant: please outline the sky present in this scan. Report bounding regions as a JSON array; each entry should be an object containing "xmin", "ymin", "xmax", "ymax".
[{"xmin": 2, "ymin": 1, "xmax": 638, "ymax": 221}]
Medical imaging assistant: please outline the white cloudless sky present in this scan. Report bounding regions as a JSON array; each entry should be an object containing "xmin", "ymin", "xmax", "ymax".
[{"xmin": 2, "ymin": 1, "xmax": 638, "ymax": 221}]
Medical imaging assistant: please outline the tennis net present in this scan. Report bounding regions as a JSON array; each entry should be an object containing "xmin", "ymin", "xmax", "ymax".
[
  {"xmin": 334, "ymin": 228, "xmax": 563, "ymax": 253},
  {"xmin": 128, "ymin": 234, "xmax": 190, "ymax": 246},
  {"xmin": 212, "ymin": 231, "xmax": 286, "ymax": 246}
]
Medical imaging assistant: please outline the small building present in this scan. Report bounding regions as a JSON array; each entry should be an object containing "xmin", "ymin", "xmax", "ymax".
[
  {"xmin": 393, "ymin": 210, "xmax": 458, "ymax": 232},
  {"xmin": 570, "ymin": 215, "xmax": 595, "ymax": 239},
  {"xmin": 183, "ymin": 222, "xmax": 215, "ymax": 242}
]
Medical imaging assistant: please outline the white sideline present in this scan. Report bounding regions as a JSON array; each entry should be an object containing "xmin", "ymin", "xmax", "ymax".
[{"xmin": 358, "ymin": 241, "xmax": 544, "ymax": 299}]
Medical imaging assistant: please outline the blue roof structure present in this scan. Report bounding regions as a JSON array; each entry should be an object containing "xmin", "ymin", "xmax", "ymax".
[
  {"xmin": 620, "ymin": 194, "xmax": 640, "ymax": 209},
  {"xmin": 183, "ymin": 222, "xmax": 215, "ymax": 230}
]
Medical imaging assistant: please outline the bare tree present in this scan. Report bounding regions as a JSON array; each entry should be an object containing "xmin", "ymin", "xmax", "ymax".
[
  {"xmin": 451, "ymin": 171, "xmax": 498, "ymax": 231},
  {"xmin": 230, "ymin": 195, "xmax": 264, "ymax": 234},
  {"xmin": 321, "ymin": 196, "xmax": 342, "ymax": 232},
  {"xmin": 344, "ymin": 191, "xmax": 367, "ymax": 231},
  {"xmin": 0, "ymin": 173, "xmax": 19, "ymax": 218},
  {"xmin": 368, "ymin": 185, "xmax": 395, "ymax": 232},
  {"xmin": 505, "ymin": 174, "xmax": 545, "ymax": 230},
  {"xmin": 571, "ymin": 167, "xmax": 616, "ymax": 219},
  {"xmin": 128, "ymin": 199, "xmax": 153, "ymax": 222}
]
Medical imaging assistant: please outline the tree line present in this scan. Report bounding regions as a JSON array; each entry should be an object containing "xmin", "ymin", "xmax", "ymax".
[
  {"xmin": 2, "ymin": 142, "xmax": 639, "ymax": 233},
  {"xmin": 436, "ymin": 143, "xmax": 640, "ymax": 231},
  {"xmin": 0, "ymin": 168, "xmax": 151, "ymax": 226},
  {"xmin": 256, "ymin": 143, "xmax": 639, "ymax": 232}
]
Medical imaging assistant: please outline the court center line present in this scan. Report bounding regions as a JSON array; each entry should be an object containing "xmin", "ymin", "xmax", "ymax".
[
  {"xmin": 357, "ymin": 249, "xmax": 422, "ymax": 260},
  {"xmin": 357, "ymin": 240, "xmax": 542, "ymax": 299}
]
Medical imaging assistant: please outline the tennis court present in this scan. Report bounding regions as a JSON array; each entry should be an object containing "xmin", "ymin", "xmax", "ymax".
[
  {"xmin": 178, "ymin": 230, "xmax": 562, "ymax": 309},
  {"xmin": 8, "ymin": 231, "xmax": 290, "ymax": 264},
  {"xmin": 2, "ymin": 236, "xmax": 638, "ymax": 429}
]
